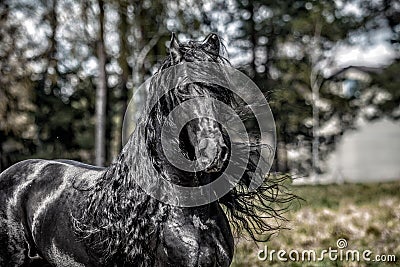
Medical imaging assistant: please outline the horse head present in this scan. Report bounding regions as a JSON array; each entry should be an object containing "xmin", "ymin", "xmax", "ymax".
[
  {"xmin": 172, "ymin": 34, "xmax": 230, "ymax": 174},
  {"xmin": 147, "ymin": 33, "xmax": 233, "ymax": 186}
]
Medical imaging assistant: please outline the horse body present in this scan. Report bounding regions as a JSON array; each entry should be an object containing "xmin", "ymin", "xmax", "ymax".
[{"xmin": 0, "ymin": 158, "xmax": 233, "ymax": 266}]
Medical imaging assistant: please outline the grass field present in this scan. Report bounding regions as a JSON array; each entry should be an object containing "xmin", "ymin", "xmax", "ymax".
[{"xmin": 231, "ymin": 180, "xmax": 400, "ymax": 266}]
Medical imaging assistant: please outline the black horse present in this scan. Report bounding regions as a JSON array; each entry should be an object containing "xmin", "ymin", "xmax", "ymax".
[{"xmin": 0, "ymin": 33, "xmax": 294, "ymax": 267}]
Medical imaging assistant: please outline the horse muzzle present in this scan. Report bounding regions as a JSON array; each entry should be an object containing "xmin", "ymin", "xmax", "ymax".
[{"xmin": 196, "ymin": 137, "xmax": 228, "ymax": 173}]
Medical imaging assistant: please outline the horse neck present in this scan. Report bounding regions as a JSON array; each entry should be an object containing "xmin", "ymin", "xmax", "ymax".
[{"xmin": 75, "ymin": 130, "xmax": 169, "ymax": 263}]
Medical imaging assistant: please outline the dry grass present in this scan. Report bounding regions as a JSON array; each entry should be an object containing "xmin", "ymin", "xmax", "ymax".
[{"xmin": 231, "ymin": 180, "xmax": 400, "ymax": 266}]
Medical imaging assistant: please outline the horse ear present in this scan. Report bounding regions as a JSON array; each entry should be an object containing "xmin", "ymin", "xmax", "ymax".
[
  {"xmin": 202, "ymin": 33, "xmax": 220, "ymax": 55},
  {"xmin": 170, "ymin": 33, "xmax": 182, "ymax": 63}
]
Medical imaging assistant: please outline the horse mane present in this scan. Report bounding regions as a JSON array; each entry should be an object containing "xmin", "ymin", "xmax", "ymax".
[
  {"xmin": 73, "ymin": 35, "xmax": 296, "ymax": 264},
  {"xmin": 73, "ymin": 137, "xmax": 169, "ymax": 265}
]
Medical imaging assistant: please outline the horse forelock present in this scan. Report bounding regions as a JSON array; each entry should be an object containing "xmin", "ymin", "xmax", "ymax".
[{"xmin": 159, "ymin": 35, "xmax": 230, "ymax": 72}]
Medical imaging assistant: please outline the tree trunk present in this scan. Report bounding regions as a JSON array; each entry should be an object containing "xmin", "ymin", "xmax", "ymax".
[
  {"xmin": 277, "ymin": 141, "xmax": 288, "ymax": 173},
  {"xmin": 247, "ymin": 1, "xmax": 256, "ymax": 78},
  {"xmin": 0, "ymin": 132, "xmax": 3, "ymax": 172},
  {"xmin": 95, "ymin": 0, "xmax": 107, "ymax": 166},
  {"xmin": 111, "ymin": 4, "xmax": 130, "ymax": 158}
]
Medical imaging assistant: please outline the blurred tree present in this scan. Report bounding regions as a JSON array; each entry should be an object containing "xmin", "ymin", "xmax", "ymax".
[
  {"xmin": 356, "ymin": 0, "xmax": 400, "ymax": 122},
  {"xmin": 0, "ymin": 0, "xmax": 97, "ymax": 171},
  {"xmin": 0, "ymin": 0, "xmax": 40, "ymax": 170},
  {"xmin": 221, "ymin": 0, "xmax": 386, "ymax": 175},
  {"xmin": 29, "ymin": 0, "xmax": 98, "ymax": 164},
  {"xmin": 369, "ymin": 59, "xmax": 400, "ymax": 120},
  {"xmin": 95, "ymin": 0, "xmax": 107, "ymax": 166}
]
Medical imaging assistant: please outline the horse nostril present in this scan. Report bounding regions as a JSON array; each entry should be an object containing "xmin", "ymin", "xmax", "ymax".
[
  {"xmin": 220, "ymin": 146, "xmax": 228, "ymax": 163},
  {"xmin": 196, "ymin": 136, "xmax": 228, "ymax": 172},
  {"xmin": 198, "ymin": 139, "xmax": 209, "ymax": 152}
]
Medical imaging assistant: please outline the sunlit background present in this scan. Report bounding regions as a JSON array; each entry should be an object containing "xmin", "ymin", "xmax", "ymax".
[{"xmin": 0, "ymin": 0, "xmax": 399, "ymax": 266}]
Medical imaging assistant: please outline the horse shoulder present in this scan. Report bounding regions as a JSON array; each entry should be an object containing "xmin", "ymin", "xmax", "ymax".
[{"xmin": 0, "ymin": 159, "xmax": 104, "ymax": 266}]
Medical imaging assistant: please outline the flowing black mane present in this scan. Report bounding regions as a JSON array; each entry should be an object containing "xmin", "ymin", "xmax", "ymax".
[{"xmin": 73, "ymin": 34, "xmax": 295, "ymax": 264}]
